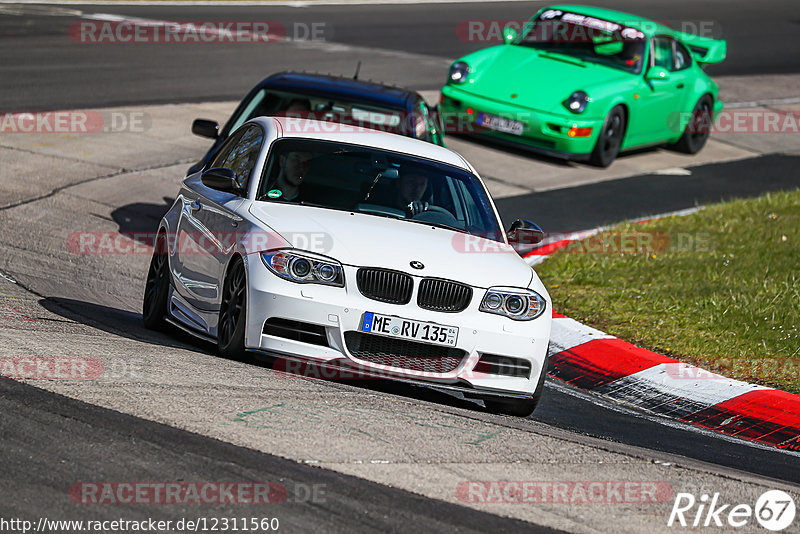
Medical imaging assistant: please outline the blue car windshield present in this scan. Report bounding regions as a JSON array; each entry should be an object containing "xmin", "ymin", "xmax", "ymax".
[
  {"xmin": 518, "ymin": 10, "xmax": 647, "ymax": 74},
  {"xmin": 256, "ymin": 138, "xmax": 503, "ymax": 241}
]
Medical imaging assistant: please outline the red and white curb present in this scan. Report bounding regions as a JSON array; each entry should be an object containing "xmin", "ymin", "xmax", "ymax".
[
  {"xmin": 546, "ymin": 314, "xmax": 800, "ymax": 452},
  {"xmin": 529, "ymin": 208, "xmax": 800, "ymax": 451}
]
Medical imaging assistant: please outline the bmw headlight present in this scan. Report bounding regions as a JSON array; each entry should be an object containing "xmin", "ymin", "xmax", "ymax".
[
  {"xmin": 449, "ymin": 61, "xmax": 470, "ymax": 84},
  {"xmin": 563, "ymin": 91, "xmax": 590, "ymax": 114},
  {"xmin": 261, "ymin": 250, "xmax": 344, "ymax": 287},
  {"xmin": 480, "ymin": 288, "xmax": 546, "ymax": 321}
]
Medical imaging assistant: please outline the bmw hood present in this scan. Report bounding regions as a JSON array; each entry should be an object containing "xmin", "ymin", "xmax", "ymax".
[
  {"xmin": 459, "ymin": 45, "xmax": 630, "ymax": 114},
  {"xmin": 248, "ymin": 202, "xmax": 533, "ymax": 289}
]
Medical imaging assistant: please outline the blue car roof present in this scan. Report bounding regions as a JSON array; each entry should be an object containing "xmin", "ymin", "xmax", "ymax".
[{"xmin": 256, "ymin": 72, "xmax": 418, "ymax": 111}]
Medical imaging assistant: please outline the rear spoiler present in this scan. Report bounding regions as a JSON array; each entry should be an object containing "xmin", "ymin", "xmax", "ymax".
[{"xmin": 674, "ymin": 31, "xmax": 727, "ymax": 65}]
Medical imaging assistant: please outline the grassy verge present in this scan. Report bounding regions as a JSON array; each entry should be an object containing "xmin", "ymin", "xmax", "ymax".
[{"xmin": 536, "ymin": 189, "xmax": 800, "ymax": 393}]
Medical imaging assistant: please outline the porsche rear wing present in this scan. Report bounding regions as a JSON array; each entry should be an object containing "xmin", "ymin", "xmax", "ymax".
[{"xmin": 674, "ymin": 31, "xmax": 727, "ymax": 65}]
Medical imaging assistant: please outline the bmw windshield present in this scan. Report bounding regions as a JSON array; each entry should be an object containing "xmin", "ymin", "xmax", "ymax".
[
  {"xmin": 256, "ymin": 138, "xmax": 503, "ymax": 241},
  {"xmin": 517, "ymin": 9, "xmax": 647, "ymax": 74}
]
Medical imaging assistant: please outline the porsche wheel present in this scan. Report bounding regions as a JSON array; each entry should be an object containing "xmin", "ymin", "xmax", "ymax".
[
  {"xmin": 218, "ymin": 257, "xmax": 247, "ymax": 359},
  {"xmin": 672, "ymin": 96, "xmax": 713, "ymax": 154},
  {"xmin": 142, "ymin": 232, "xmax": 169, "ymax": 331},
  {"xmin": 589, "ymin": 105, "xmax": 626, "ymax": 168}
]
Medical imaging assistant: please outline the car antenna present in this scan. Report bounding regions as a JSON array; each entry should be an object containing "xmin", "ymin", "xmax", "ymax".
[{"xmin": 353, "ymin": 60, "xmax": 362, "ymax": 80}]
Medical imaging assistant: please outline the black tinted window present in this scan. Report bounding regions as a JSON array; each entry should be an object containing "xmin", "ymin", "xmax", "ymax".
[{"xmin": 211, "ymin": 125, "xmax": 264, "ymax": 192}]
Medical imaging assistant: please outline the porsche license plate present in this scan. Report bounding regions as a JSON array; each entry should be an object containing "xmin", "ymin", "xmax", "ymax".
[
  {"xmin": 360, "ymin": 312, "xmax": 458, "ymax": 347},
  {"xmin": 477, "ymin": 112, "xmax": 524, "ymax": 135}
]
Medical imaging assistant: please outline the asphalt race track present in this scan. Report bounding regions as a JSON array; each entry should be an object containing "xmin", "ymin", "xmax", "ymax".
[{"xmin": 1, "ymin": 1, "xmax": 799, "ymax": 532}]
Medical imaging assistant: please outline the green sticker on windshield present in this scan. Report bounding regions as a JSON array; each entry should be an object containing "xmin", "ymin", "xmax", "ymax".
[{"xmin": 267, "ymin": 189, "xmax": 282, "ymax": 199}]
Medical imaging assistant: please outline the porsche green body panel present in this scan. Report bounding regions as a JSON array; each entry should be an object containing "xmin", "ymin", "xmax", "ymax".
[{"xmin": 439, "ymin": 4, "xmax": 726, "ymax": 160}]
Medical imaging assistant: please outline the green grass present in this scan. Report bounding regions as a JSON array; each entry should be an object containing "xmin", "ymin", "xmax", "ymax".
[{"xmin": 536, "ymin": 189, "xmax": 800, "ymax": 393}]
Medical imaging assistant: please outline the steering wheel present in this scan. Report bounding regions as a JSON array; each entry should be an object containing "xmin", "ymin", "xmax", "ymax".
[
  {"xmin": 411, "ymin": 205, "xmax": 464, "ymax": 229},
  {"xmin": 418, "ymin": 205, "xmax": 452, "ymax": 216}
]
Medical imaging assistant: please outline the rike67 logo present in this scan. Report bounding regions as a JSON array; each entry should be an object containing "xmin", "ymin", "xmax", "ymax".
[{"xmin": 668, "ymin": 490, "xmax": 796, "ymax": 531}]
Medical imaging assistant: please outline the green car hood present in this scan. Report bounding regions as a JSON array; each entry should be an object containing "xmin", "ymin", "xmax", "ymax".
[{"xmin": 459, "ymin": 45, "xmax": 632, "ymax": 116}]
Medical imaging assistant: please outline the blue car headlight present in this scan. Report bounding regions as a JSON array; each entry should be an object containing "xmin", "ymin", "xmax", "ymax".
[
  {"xmin": 480, "ymin": 288, "xmax": 546, "ymax": 321},
  {"xmin": 563, "ymin": 91, "xmax": 590, "ymax": 114},
  {"xmin": 261, "ymin": 250, "xmax": 344, "ymax": 287},
  {"xmin": 449, "ymin": 61, "xmax": 470, "ymax": 84}
]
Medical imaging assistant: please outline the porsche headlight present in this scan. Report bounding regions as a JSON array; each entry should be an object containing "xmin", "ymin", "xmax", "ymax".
[
  {"xmin": 261, "ymin": 250, "xmax": 344, "ymax": 287},
  {"xmin": 480, "ymin": 288, "xmax": 546, "ymax": 320},
  {"xmin": 449, "ymin": 61, "xmax": 470, "ymax": 84},
  {"xmin": 563, "ymin": 91, "xmax": 590, "ymax": 114}
]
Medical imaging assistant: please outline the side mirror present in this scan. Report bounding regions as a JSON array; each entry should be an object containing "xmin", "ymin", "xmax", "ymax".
[
  {"xmin": 503, "ymin": 27, "xmax": 518, "ymax": 45},
  {"xmin": 645, "ymin": 68, "xmax": 670, "ymax": 82},
  {"xmin": 506, "ymin": 219, "xmax": 544, "ymax": 254},
  {"xmin": 192, "ymin": 119, "xmax": 219, "ymax": 139},
  {"xmin": 201, "ymin": 167, "xmax": 240, "ymax": 194}
]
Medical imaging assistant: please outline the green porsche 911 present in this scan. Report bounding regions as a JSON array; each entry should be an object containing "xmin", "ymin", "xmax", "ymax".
[{"xmin": 439, "ymin": 5, "xmax": 726, "ymax": 166}]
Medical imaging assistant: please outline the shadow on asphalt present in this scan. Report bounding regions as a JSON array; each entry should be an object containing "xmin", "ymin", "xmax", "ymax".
[
  {"xmin": 110, "ymin": 196, "xmax": 175, "ymax": 244},
  {"xmin": 449, "ymin": 132, "xmax": 664, "ymax": 168},
  {"xmin": 38, "ymin": 297, "xmax": 213, "ymax": 354},
  {"xmin": 37, "ymin": 297, "xmax": 493, "ymax": 415}
]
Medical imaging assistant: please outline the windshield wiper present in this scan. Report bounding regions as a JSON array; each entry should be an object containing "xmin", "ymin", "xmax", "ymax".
[
  {"xmin": 402, "ymin": 217, "xmax": 466, "ymax": 234},
  {"xmin": 537, "ymin": 50, "xmax": 586, "ymax": 66}
]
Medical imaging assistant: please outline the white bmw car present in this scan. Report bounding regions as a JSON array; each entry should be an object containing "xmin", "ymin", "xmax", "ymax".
[{"xmin": 143, "ymin": 117, "xmax": 552, "ymax": 416}]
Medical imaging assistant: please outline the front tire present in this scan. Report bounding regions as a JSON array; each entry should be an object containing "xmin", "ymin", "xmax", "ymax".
[
  {"xmin": 484, "ymin": 356, "xmax": 548, "ymax": 417},
  {"xmin": 589, "ymin": 105, "xmax": 626, "ymax": 168},
  {"xmin": 218, "ymin": 257, "xmax": 248, "ymax": 360},
  {"xmin": 671, "ymin": 96, "xmax": 713, "ymax": 154},
  {"xmin": 142, "ymin": 232, "xmax": 169, "ymax": 331}
]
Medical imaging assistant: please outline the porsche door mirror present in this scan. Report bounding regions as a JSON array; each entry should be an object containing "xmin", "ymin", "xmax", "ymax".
[
  {"xmin": 192, "ymin": 119, "xmax": 219, "ymax": 139},
  {"xmin": 506, "ymin": 219, "xmax": 544, "ymax": 254},
  {"xmin": 646, "ymin": 67, "xmax": 670, "ymax": 82},
  {"xmin": 201, "ymin": 167, "xmax": 240, "ymax": 193},
  {"xmin": 503, "ymin": 27, "xmax": 518, "ymax": 45}
]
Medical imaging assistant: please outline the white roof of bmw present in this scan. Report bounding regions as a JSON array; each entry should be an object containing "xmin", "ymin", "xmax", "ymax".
[{"xmin": 253, "ymin": 116, "xmax": 473, "ymax": 172}]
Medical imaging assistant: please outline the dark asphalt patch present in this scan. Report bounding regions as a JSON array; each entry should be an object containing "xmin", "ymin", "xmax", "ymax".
[{"xmin": 495, "ymin": 154, "xmax": 800, "ymax": 233}]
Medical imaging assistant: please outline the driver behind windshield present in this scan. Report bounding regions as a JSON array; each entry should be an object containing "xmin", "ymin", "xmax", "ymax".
[
  {"xmin": 373, "ymin": 169, "xmax": 431, "ymax": 216},
  {"xmin": 265, "ymin": 151, "xmax": 313, "ymax": 201}
]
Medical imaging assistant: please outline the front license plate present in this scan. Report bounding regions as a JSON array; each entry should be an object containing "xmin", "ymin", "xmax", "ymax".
[
  {"xmin": 477, "ymin": 112, "xmax": 524, "ymax": 136},
  {"xmin": 360, "ymin": 312, "xmax": 459, "ymax": 347}
]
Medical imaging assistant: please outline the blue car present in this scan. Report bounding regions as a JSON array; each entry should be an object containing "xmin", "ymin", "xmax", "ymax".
[{"xmin": 189, "ymin": 72, "xmax": 444, "ymax": 174}]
